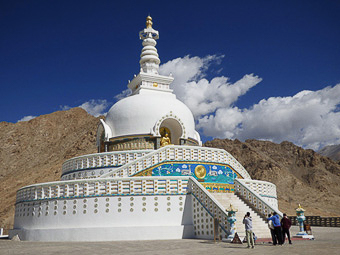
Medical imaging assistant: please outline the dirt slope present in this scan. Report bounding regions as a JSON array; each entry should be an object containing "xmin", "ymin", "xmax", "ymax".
[
  {"xmin": 318, "ymin": 144, "xmax": 340, "ymax": 161},
  {"xmin": 205, "ymin": 139, "xmax": 340, "ymax": 216},
  {"xmin": 0, "ymin": 108, "xmax": 99, "ymax": 227}
]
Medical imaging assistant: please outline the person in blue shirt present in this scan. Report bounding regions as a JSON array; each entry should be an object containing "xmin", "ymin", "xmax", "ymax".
[
  {"xmin": 267, "ymin": 212, "xmax": 282, "ymax": 245},
  {"xmin": 267, "ymin": 214, "xmax": 277, "ymax": 245}
]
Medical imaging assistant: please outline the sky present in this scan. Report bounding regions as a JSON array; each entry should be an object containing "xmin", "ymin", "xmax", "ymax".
[{"xmin": 1, "ymin": 0, "xmax": 340, "ymax": 150}]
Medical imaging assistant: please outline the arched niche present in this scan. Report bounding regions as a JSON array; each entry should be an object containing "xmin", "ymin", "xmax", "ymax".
[
  {"xmin": 152, "ymin": 112, "xmax": 187, "ymax": 145},
  {"xmin": 159, "ymin": 118, "xmax": 183, "ymax": 145}
]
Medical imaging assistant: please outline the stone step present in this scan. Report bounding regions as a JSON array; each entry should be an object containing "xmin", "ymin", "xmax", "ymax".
[{"xmin": 211, "ymin": 192, "xmax": 271, "ymax": 238}]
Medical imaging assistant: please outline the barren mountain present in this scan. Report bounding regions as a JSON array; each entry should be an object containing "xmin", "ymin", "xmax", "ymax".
[
  {"xmin": 0, "ymin": 108, "xmax": 99, "ymax": 227},
  {"xmin": 1, "ymin": 108, "xmax": 340, "ymax": 230},
  {"xmin": 318, "ymin": 144, "xmax": 340, "ymax": 161},
  {"xmin": 205, "ymin": 139, "xmax": 340, "ymax": 216}
]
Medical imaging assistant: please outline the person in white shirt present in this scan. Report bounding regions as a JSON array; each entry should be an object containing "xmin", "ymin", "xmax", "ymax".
[
  {"xmin": 268, "ymin": 213, "xmax": 277, "ymax": 245},
  {"xmin": 243, "ymin": 212, "xmax": 255, "ymax": 248}
]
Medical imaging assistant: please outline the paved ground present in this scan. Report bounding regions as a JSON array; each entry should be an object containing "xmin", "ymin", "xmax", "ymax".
[{"xmin": 1, "ymin": 226, "xmax": 340, "ymax": 255}]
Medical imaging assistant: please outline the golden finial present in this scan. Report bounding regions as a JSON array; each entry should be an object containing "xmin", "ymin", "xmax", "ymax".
[
  {"xmin": 146, "ymin": 16, "xmax": 153, "ymax": 28},
  {"xmin": 227, "ymin": 204, "xmax": 238, "ymax": 212},
  {"xmin": 296, "ymin": 203, "xmax": 305, "ymax": 211}
]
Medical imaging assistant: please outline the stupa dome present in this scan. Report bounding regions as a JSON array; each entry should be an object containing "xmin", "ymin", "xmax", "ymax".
[{"xmin": 105, "ymin": 88, "xmax": 200, "ymax": 142}]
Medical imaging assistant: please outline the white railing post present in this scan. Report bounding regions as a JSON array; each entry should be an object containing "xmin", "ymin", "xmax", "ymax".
[
  {"xmin": 166, "ymin": 179, "xmax": 171, "ymax": 194},
  {"xmin": 74, "ymin": 184, "xmax": 79, "ymax": 196},
  {"xmin": 95, "ymin": 182, "xmax": 99, "ymax": 195},
  {"xmin": 48, "ymin": 186, "xmax": 52, "ymax": 198},
  {"xmin": 130, "ymin": 180, "xmax": 134, "ymax": 194},
  {"xmin": 178, "ymin": 180, "xmax": 182, "ymax": 193},
  {"xmin": 84, "ymin": 183, "xmax": 88, "ymax": 196},
  {"xmin": 118, "ymin": 181, "xmax": 122, "ymax": 194},
  {"xmin": 106, "ymin": 181, "xmax": 111, "ymax": 195},
  {"xmin": 65, "ymin": 184, "xmax": 69, "ymax": 197},
  {"xmin": 154, "ymin": 180, "xmax": 158, "ymax": 193},
  {"xmin": 40, "ymin": 187, "xmax": 44, "ymax": 199}
]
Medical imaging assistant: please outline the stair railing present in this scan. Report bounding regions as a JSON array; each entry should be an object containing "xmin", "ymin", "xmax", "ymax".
[
  {"xmin": 187, "ymin": 177, "xmax": 230, "ymax": 238},
  {"xmin": 62, "ymin": 149, "xmax": 153, "ymax": 175},
  {"xmin": 99, "ymin": 146, "xmax": 170, "ymax": 178},
  {"xmin": 234, "ymin": 179, "xmax": 283, "ymax": 219}
]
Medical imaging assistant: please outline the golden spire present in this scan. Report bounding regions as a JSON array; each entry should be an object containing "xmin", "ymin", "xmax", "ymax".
[
  {"xmin": 296, "ymin": 203, "xmax": 305, "ymax": 211},
  {"xmin": 227, "ymin": 204, "xmax": 238, "ymax": 212},
  {"xmin": 146, "ymin": 16, "xmax": 153, "ymax": 28}
]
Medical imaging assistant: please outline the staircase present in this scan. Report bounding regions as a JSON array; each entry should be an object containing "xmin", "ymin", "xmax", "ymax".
[
  {"xmin": 212, "ymin": 193, "xmax": 271, "ymax": 238},
  {"xmin": 100, "ymin": 145, "xmax": 251, "ymax": 179}
]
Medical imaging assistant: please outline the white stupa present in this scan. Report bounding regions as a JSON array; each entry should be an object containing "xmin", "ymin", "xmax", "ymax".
[
  {"xmin": 98, "ymin": 16, "xmax": 201, "ymax": 153},
  {"xmin": 10, "ymin": 17, "xmax": 281, "ymax": 242}
]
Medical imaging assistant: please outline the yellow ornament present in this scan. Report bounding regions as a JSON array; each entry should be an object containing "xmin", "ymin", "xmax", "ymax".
[
  {"xmin": 195, "ymin": 165, "xmax": 206, "ymax": 179},
  {"xmin": 146, "ymin": 16, "xmax": 153, "ymax": 28}
]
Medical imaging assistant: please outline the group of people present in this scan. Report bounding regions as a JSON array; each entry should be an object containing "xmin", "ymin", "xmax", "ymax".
[
  {"xmin": 267, "ymin": 212, "xmax": 292, "ymax": 245},
  {"xmin": 242, "ymin": 211, "xmax": 292, "ymax": 248}
]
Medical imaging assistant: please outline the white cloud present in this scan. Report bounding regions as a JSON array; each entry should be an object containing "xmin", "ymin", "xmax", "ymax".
[
  {"xmin": 197, "ymin": 85, "xmax": 340, "ymax": 150},
  {"xmin": 61, "ymin": 99, "xmax": 110, "ymax": 117},
  {"xmin": 235, "ymin": 85, "xmax": 340, "ymax": 150},
  {"xmin": 78, "ymin": 99, "xmax": 109, "ymax": 117},
  {"xmin": 159, "ymin": 55, "xmax": 261, "ymax": 117},
  {"xmin": 17, "ymin": 115, "xmax": 37, "ymax": 122},
  {"xmin": 60, "ymin": 105, "xmax": 71, "ymax": 111},
  {"xmin": 159, "ymin": 55, "xmax": 340, "ymax": 150},
  {"xmin": 115, "ymin": 88, "xmax": 131, "ymax": 101}
]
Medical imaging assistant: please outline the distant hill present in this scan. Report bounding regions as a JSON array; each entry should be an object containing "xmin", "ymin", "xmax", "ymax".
[
  {"xmin": 1, "ymin": 108, "xmax": 340, "ymax": 230},
  {"xmin": 0, "ymin": 108, "xmax": 100, "ymax": 228},
  {"xmin": 205, "ymin": 139, "xmax": 340, "ymax": 216},
  {"xmin": 318, "ymin": 144, "xmax": 340, "ymax": 161}
]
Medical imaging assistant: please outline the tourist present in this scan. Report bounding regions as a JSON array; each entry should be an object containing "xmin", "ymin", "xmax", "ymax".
[
  {"xmin": 267, "ymin": 212, "xmax": 282, "ymax": 245},
  {"xmin": 281, "ymin": 213, "xmax": 292, "ymax": 244},
  {"xmin": 268, "ymin": 213, "xmax": 277, "ymax": 245},
  {"xmin": 243, "ymin": 212, "xmax": 255, "ymax": 248}
]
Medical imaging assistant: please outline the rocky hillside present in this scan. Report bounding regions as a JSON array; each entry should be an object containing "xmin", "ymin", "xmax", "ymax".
[
  {"xmin": 318, "ymin": 144, "xmax": 340, "ymax": 161},
  {"xmin": 0, "ymin": 108, "xmax": 100, "ymax": 228},
  {"xmin": 205, "ymin": 139, "xmax": 340, "ymax": 216},
  {"xmin": 1, "ymin": 108, "xmax": 340, "ymax": 230}
]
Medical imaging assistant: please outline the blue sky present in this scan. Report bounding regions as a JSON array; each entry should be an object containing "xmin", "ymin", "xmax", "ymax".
[{"xmin": 1, "ymin": 0, "xmax": 340, "ymax": 149}]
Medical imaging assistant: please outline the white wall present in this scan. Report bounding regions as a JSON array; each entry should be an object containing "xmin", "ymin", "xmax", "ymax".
[{"xmin": 11, "ymin": 194, "xmax": 194, "ymax": 241}]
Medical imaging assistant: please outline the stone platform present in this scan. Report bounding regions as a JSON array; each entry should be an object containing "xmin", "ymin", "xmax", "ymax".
[{"xmin": 1, "ymin": 226, "xmax": 340, "ymax": 255}]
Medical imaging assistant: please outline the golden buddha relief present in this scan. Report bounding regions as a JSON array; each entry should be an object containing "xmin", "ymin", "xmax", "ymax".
[{"xmin": 160, "ymin": 127, "xmax": 172, "ymax": 147}]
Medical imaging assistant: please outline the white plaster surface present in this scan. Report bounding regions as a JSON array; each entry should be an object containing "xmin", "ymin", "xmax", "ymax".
[
  {"xmin": 105, "ymin": 89, "xmax": 199, "ymax": 141},
  {"xmin": 11, "ymin": 194, "xmax": 194, "ymax": 241},
  {"xmin": 10, "ymin": 225, "xmax": 195, "ymax": 242}
]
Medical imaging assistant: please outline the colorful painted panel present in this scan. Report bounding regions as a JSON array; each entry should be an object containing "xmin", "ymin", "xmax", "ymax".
[
  {"xmin": 151, "ymin": 162, "xmax": 239, "ymax": 184},
  {"xmin": 132, "ymin": 161, "xmax": 240, "ymax": 193},
  {"xmin": 202, "ymin": 183, "xmax": 235, "ymax": 193}
]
